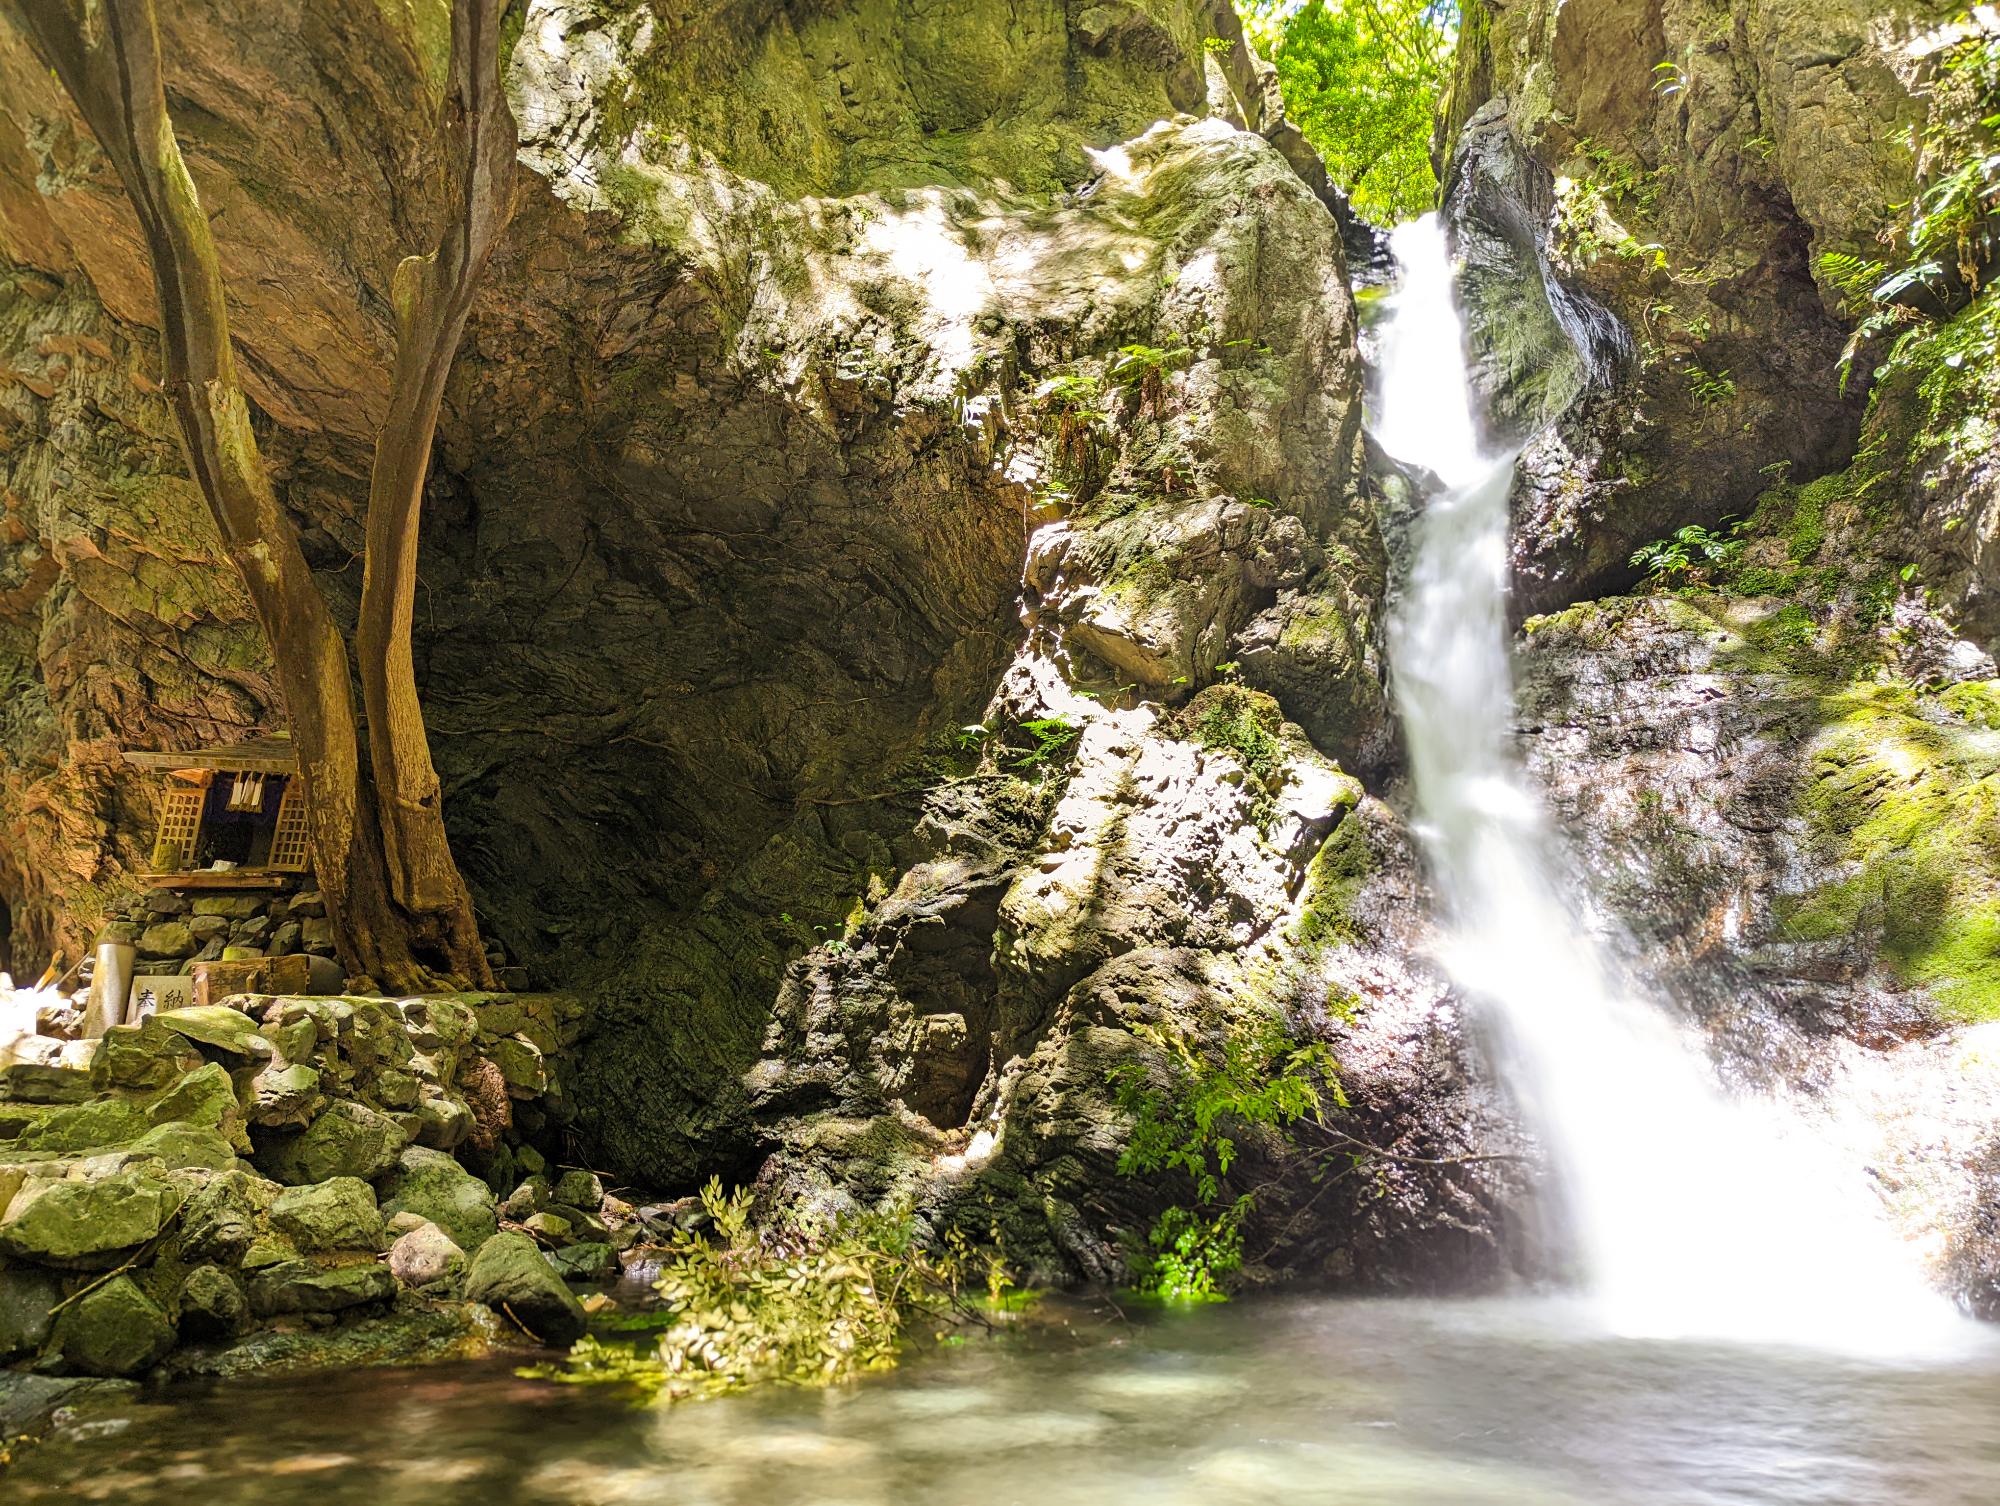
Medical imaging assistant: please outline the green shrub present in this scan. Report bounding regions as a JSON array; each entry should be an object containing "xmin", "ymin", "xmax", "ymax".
[
  {"xmin": 1109, "ymin": 1016, "xmax": 1341, "ymax": 1302},
  {"xmin": 531, "ymin": 1179, "xmax": 975, "ymax": 1400}
]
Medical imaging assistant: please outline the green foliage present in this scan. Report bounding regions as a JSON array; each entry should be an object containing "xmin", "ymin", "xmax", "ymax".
[
  {"xmin": 1107, "ymin": 342, "xmax": 1192, "ymax": 419},
  {"xmin": 1109, "ymin": 1016, "xmax": 1341, "ymax": 1302},
  {"xmin": 1818, "ymin": 16, "xmax": 2000, "ymax": 404},
  {"xmin": 531, "ymin": 1179, "xmax": 976, "ymax": 1401},
  {"xmin": 1005, "ymin": 715, "xmax": 1080, "ymax": 773},
  {"xmin": 1629, "ymin": 520, "xmax": 1747, "ymax": 587},
  {"xmin": 1683, "ymin": 365, "xmax": 1736, "ymax": 406},
  {"xmin": 1241, "ymin": 0, "xmax": 1457, "ymax": 224}
]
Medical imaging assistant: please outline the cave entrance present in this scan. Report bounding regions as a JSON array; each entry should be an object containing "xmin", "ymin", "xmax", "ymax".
[{"xmin": 0, "ymin": 894, "xmax": 12, "ymax": 982}]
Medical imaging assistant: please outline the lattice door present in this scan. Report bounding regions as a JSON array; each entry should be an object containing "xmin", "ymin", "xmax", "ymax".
[
  {"xmin": 151, "ymin": 785, "xmax": 205, "ymax": 871},
  {"xmin": 270, "ymin": 780, "xmax": 310, "ymax": 871}
]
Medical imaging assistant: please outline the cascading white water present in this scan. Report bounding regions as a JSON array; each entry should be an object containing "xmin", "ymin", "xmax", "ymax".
[{"xmin": 1374, "ymin": 215, "xmax": 1961, "ymax": 1351}]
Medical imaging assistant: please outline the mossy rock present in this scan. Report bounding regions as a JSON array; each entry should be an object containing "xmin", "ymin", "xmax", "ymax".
[
  {"xmin": 253, "ymin": 1100, "xmax": 408, "ymax": 1185},
  {"xmin": 377, "ymin": 1146, "xmax": 499, "ymax": 1254},
  {"xmin": 53, "ymin": 1275, "xmax": 176, "ymax": 1377},
  {"xmin": 0, "ymin": 1168, "xmax": 181, "ymax": 1268},
  {"xmin": 269, "ymin": 1176, "xmax": 383, "ymax": 1253},
  {"xmin": 463, "ymin": 1231, "xmax": 585, "ymax": 1346}
]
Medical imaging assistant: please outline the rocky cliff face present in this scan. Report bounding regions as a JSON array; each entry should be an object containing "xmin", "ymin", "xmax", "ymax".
[{"xmin": 0, "ymin": 2, "xmax": 1524, "ymax": 1288}]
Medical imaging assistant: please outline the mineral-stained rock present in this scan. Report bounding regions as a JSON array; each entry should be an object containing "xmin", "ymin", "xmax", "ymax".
[
  {"xmin": 463, "ymin": 1232, "xmax": 585, "ymax": 1347},
  {"xmin": 388, "ymin": 1223, "xmax": 466, "ymax": 1288},
  {"xmin": 173, "ymin": 1264, "xmax": 250, "ymax": 1340},
  {"xmin": 247, "ymin": 1259, "xmax": 397, "ymax": 1317},
  {"xmin": 0, "ymin": 1266, "xmax": 63, "ymax": 1358},
  {"xmin": 377, "ymin": 1146, "xmax": 499, "ymax": 1254},
  {"xmin": 269, "ymin": 1176, "xmax": 383, "ymax": 1253},
  {"xmin": 53, "ymin": 1276, "xmax": 176, "ymax": 1377},
  {"xmin": 253, "ymin": 1100, "xmax": 407, "ymax": 1185},
  {"xmin": 0, "ymin": 1167, "xmax": 180, "ymax": 1268}
]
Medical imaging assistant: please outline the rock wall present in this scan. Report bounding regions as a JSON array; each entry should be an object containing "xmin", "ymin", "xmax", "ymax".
[
  {"xmin": 1440, "ymin": 0, "xmax": 1972, "ymax": 614},
  {"xmin": 0, "ymin": 1, "xmax": 1531, "ymax": 1291}
]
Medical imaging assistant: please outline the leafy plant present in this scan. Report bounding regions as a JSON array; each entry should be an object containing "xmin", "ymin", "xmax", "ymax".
[
  {"xmin": 1005, "ymin": 715, "xmax": 1081, "ymax": 773},
  {"xmin": 1107, "ymin": 342, "xmax": 1192, "ymax": 419},
  {"xmin": 1035, "ymin": 371, "xmax": 1106, "ymax": 477},
  {"xmin": 530, "ymin": 1179, "xmax": 979, "ymax": 1401},
  {"xmin": 1683, "ymin": 364, "xmax": 1736, "ymax": 406},
  {"xmin": 1109, "ymin": 1016, "xmax": 1340, "ymax": 1302},
  {"xmin": 1629, "ymin": 519, "xmax": 1747, "ymax": 586}
]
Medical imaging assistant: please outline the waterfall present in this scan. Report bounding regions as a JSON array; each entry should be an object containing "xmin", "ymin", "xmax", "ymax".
[{"xmin": 1373, "ymin": 215, "xmax": 1960, "ymax": 1351}]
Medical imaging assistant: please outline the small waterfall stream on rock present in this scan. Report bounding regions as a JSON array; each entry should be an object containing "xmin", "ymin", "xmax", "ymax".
[{"xmin": 1373, "ymin": 215, "xmax": 1960, "ymax": 1351}]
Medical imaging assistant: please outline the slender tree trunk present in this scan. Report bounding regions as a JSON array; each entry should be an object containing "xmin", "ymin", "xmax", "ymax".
[
  {"xmin": 356, "ymin": 0, "xmax": 513, "ymax": 988},
  {"xmin": 12, "ymin": 0, "xmax": 498, "ymax": 992}
]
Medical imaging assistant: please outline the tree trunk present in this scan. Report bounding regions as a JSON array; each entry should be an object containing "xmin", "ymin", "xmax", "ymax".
[
  {"xmin": 13, "ymin": 0, "xmax": 492, "ymax": 992},
  {"xmin": 355, "ymin": 0, "xmax": 513, "ymax": 988}
]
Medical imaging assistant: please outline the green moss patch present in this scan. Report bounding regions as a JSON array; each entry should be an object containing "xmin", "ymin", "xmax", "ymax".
[{"xmin": 1779, "ymin": 680, "xmax": 2000, "ymax": 1021}]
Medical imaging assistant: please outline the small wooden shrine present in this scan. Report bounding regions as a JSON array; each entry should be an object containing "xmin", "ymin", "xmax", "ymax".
[{"xmin": 121, "ymin": 735, "xmax": 311, "ymax": 888}]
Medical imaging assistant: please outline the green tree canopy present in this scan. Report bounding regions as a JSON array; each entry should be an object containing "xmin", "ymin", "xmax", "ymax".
[{"xmin": 1240, "ymin": 0, "xmax": 1459, "ymax": 225}]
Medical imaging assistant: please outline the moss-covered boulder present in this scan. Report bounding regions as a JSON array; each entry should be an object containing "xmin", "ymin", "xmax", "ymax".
[
  {"xmin": 377, "ymin": 1147, "xmax": 498, "ymax": 1254},
  {"xmin": 253, "ymin": 1100, "xmax": 407, "ymax": 1185},
  {"xmin": 268, "ymin": 1177, "xmax": 383, "ymax": 1253},
  {"xmin": 52, "ymin": 1276, "xmax": 175, "ymax": 1377},
  {"xmin": 0, "ymin": 1167, "xmax": 181, "ymax": 1268},
  {"xmin": 463, "ymin": 1232, "xmax": 585, "ymax": 1346},
  {"xmin": 246, "ymin": 1259, "xmax": 397, "ymax": 1318}
]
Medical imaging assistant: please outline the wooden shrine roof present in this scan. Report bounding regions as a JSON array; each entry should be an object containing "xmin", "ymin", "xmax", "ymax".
[{"xmin": 120, "ymin": 737, "xmax": 297, "ymax": 775}]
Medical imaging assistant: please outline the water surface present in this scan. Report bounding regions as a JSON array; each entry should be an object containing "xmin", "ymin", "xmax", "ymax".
[{"xmin": 10, "ymin": 1295, "xmax": 1998, "ymax": 1505}]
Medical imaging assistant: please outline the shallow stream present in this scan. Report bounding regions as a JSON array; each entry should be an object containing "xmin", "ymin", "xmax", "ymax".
[{"xmin": 10, "ymin": 1295, "xmax": 1999, "ymax": 1505}]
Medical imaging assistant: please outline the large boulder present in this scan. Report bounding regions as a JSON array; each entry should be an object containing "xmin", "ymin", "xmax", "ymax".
[
  {"xmin": 463, "ymin": 1231, "xmax": 585, "ymax": 1347},
  {"xmin": 52, "ymin": 1276, "xmax": 176, "ymax": 1377},
  {"xmin": 268, "ymin": 1176, "xmax": 383, "ymax": 1253},
  {"xmin": 0, "ymin": 1167, "xmax": 181, "ymax": 1268},
  {"xmin": 253, "ymin": 1100, "xmax": 407, "ymax": 1185},
  {"xmin": 378, "ymin": 1147, "xmax": 499, "ymax": 1254}
]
